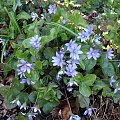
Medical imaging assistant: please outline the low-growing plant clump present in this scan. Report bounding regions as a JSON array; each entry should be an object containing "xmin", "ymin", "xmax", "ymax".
[{"xmin": 0, "ymin": 0, "xmax": 120, "ymax": 120}]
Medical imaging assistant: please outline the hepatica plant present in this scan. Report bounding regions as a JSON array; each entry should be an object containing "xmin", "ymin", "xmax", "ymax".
[{"xmin": 0, "ymin": 1, "xmax": 120, "ymax": 120}]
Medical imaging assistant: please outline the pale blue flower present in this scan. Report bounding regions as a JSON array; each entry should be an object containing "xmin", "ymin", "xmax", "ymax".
[
  {"xmin": 106, "ymin": 48, "xmax": 114, "ymax": 59},
  {"xmin": 86, "ymin": 48, "xmax": 100, "ymax": 60},
  {"xmin": 30, "ymin": 35, "xmax": 41, "ymax": 50},
  {"xmin": 69, "ymin": 44, "xmax": 83, "ymax": 60},
  {"xmin": 84, "ymin": 108, "xmax": 96, "ymax": 116},
  {"xmin": 0, "ymin": 38, "xmax": 4, "ymax": 45},
  {"xmin": 52, "ymin": 52, "xmax": 65, "ymax": 68},
  {"xmin": 20, "ymin": 79, "xmax": 35, "ymax": 85},
  {"xmin": 61, "ymin": 19, "xmax": 66, "ymax": 24},
  {"xmin": 109, "ymin": 76, "xmax": 116, "ymax": 87},
  {"xmin": 66, "ymin": 64, "xmax": 78, "ymax": 77},
  {"xmin": 48, "ymin": 4, "xmax": 56, "ymax": 14},
  {"xmin": 65, "ymin": 40, "xmax": 76, "ymax": 51},
  {"xmin": 17, "ymin": 69, "xmax": 25, "ymax": 78},
  {"xmin": 84, "ymin": 26, "xmax": 94, "ymax": 37},
  {"xmin": 17, "ymin": 0, "xmax": 22, "ymax": 6},
  {"xmin": 94, "ymin": 34, "xmax": 101, "ymax": 45},
  {"xmin": 67, "ymin": 59, "xmax": 79, "ymax": 68},
  {"xmin": 17, "ymin": 60, "xmax": 34, "ymax": 74},
  {"xmin": 4, "ymin": 51, "xmax": 8, "ymax": 57},
  {"xmin": 77, "ymin": 31, "xmax": 89, "ymax": 42},
  {"xmin": 28, "ymin": 114, "xmax": 36, "ymax": 120}
]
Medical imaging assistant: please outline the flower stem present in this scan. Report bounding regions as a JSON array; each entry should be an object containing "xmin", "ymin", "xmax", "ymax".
[{"xmin": 45, "ymin": 22, "xmax": 78, "ymax": 37}]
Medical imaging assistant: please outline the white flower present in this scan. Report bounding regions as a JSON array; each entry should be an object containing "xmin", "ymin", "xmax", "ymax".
[
  {"xmin": 67, "ymin": 80, "xmax": 78, "ymax": 87},
  {"xmin": 31, "ymin": 12, "xmax": 38, "ymax": 21},
  {"xmin": 69, "ymin": 115, "xmax": 81, "ymax": 120},
  {"xmin": 114, "ymin": 83, "xmax": 120, "ymax": 93},
  {"xmin": 31, "ymin": 106, "xmax": 41, "ymax": 113}
]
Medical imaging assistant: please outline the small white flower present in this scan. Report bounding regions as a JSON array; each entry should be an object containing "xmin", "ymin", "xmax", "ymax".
[
  {"xmin": 31, "ymin": 106, "xmax": 41, "ymax": 113},
  {"xmin": 69, "ymin": 115, "xmax": 81, "ymax": 120},
  {"xmin": 20, "ymin": 103, "xmax": 28, "ymax": 110},
  {"xmin": 118, "ymin": 63, "xmax": 120, "ymax": 67},
  {"xmin": 67, "ymin": 80, "xmax": 78, "ymax": 87},
  {"xmin": 41, "ymin": 14, "xmax": 45, "ymax": 20},
  {"xmin": 31, "ymin": 12, "xmax": 38, "ymax": 21},
  {"xmin": 114, "ymin": 83, "xmax": 120, "ymax": 93},
  {"xmin": 10, "ymin": 99, "xmax": 21, "ymax": 107}
]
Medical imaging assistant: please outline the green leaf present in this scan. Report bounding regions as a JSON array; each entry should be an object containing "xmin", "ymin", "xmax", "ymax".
[
  {"xmin": 69, "ymin": 10, "xmax": 87, "ymax": 27},
  {"xmin": 74, "ymin": 73, "xmax": 83, "ymax": 84},
  {"xmin": 44, "ymin": 47, "xmax": 55, "ymax": 62},
  {"xmin": 41, "ymin": 27, "xmax": 59, "ymax": 46},
  {"xmin": 79, "ymin": 59, "xmax": 85, "ymax": 70},
  {"xmin": 79, "ymin": 83, "xmax": 91, "ymax": 97},
  {"xmin": 35, "ymin": 61, "xmax": 42, "ymax": 70},
  {"xmin": 100, "ymin": 57, "xmax": 115, "ymax": 77},
  {"xmin": 16, "ymin": 11, "xmax": 31, "ymax": 20},
  {"xmin": 77, "ymin": 94, "xmax": 90, "ymax": 108},
  {"xmin": 42, "ymin": 102, "xmax": 58, "ymax": 114},
  {"xmin": 83, "ymin": 74, "xmax": 96, "ymax": 86},
  {"xmin": 84, "ymin": 59, "xmax": 96, "ymax": 71},
  {"xmin": 102, "ymin": 62, "xmax": 115, "ymax": 77},
  {"xmin": 93, "ymin": 80, "xmax": 109, "ymax": 91},
  {"xmin": 29, "ymin": 91, "xmax": 38, "ymax": 103},
  {"xmin": 22, "ymin": 38, "xmax": 31, "ymax": 48}
]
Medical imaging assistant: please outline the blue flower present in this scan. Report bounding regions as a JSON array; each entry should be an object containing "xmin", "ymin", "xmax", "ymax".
[
  {"xmin": 65, "ymin": 40, "xmax": 76, "ymax": 51},
  {"xmin": 77, "ymin": 31, "xmax": 89, "ymax": 42},
  {"xmin": 106, "ymin": 48, "xmax": 114, "ymax": 59},
  {"xmin": 17, "ymin": 0, "xmax": 22, "ymax": 7},
  {"xmin": 17, "ymin": 60, "xmax": 34, "ymax": 74},
  {"xmin": 17, "ymin": 69, "xmax": 25, "ymax": 78},
  {"xmin": 61, "ymin": 19, "xmax": 66, "ymax": 24},
  {"xmin": 84, "ymin": 26, "xmax": 94, "ymax": 37},
  {"xmin": 66, "ymin": 64, "xmax": 78, "ymax": 77},
  {"xmin": 28, "ymin": 114, "xmax": 36, "ymax": 120},
  {"xmin": 30, "ymin": 35, "xmax": 41, "ymax": 50},
  {"xmin": 52, "ymin": 52, "xmax": 65, "ymax": 68},
  {"xmin": 48, "ymin": 4, "xmax": 56, "ymax": 14},
  {"xmin": 67, "ymin": 59, "xmax": 79, "ymax": 68},
  {"xmin": 84, "ymin": 108, "xmax": 96, "ymax": 116},
  {"xmin": 69, "ymin": 44, "xmax": 83, "ymax": 60},
  {"xmin": 94, "ymin": 34, "xmax": 101, "ymax": 45},
  {"xmin": 86, "ymin": 48, "xmax": 100, "ymax": 60},
  {"xmin": 20, "ymin": 79, "xmax": 35, "ymax": 85}
]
